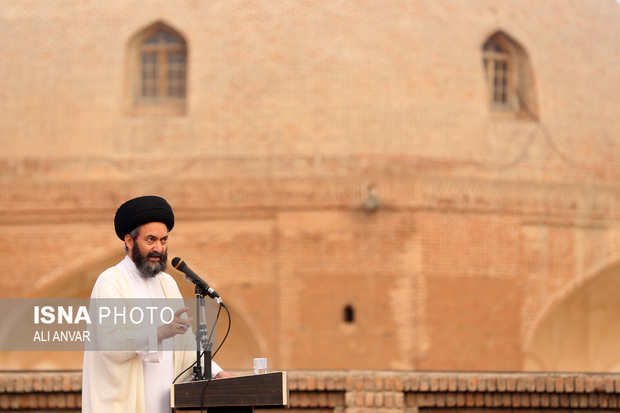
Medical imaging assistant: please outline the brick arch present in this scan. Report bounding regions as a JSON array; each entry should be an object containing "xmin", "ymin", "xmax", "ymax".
[
  {"xmin": 29, "ymin": 246, "xmax": 125, "ymax": 299},
  {"xmin": 4, "ymin": 249, "xmax": 267, "ymax": 370},
  {"xmin": 205, "ymin": 287, "xmax": 270, "ymax": 370},
  {"xmin": 524, "ymin": 253, "xmax": 620, "ymax": 371},
  {"xmin": 0, "ymin": 247, "xmax": 125, "ymax": 369},
  {"xmin": 522, "ymin": 249, "xmax": 620, "ymax": 351}
]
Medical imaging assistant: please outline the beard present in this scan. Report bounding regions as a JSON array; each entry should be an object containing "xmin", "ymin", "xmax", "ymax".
[{"xmin": 132, "ymin": 245, "xmax": 168, "ymax": 278}]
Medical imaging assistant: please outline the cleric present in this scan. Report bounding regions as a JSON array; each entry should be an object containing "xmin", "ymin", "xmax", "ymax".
[{"xmin": 82, "ymin": 195, "xmax": 232, "ymax": 413}]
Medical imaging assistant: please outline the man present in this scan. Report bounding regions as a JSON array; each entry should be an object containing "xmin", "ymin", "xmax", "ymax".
[{"xmin": 82, "ymin": 195, "xmax": 232, "ymax": 413}]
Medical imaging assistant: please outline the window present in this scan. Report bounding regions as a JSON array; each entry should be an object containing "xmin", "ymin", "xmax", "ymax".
[
  {"xmin": 483, "ymin": 34, "xmax": 517, "ymax": 111},
  {"xmin": 126, "ymin": 22, "xmax": 187, "ymax": 116},
  {"xmin": 139, "ymin": 30, "xmax": 186, "ymax": 101},
  {"xmin": 481, "ymin": 31, "xmax": 538, "ymax": 119},
  {"xmin": 343, "ymin": 305, "xmax": 355, "ymax": 323}
]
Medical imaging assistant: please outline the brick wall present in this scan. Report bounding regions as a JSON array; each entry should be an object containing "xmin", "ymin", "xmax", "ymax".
[
  {"xmin": 3, "ymin": 158, "xmax": 620, "ymax": 372},
  {"xmin": 1, "ymin": 0, "xmax": 620, "ymax": 373},
  {"xmin": 1, "ymin": 0, "xmax": 619, "ymax": 162},
  {"xmin": 3, "ymin": 370, "xmax": 620, "ymax": 412},
  {"xmin": 0, "ymin": 372, "xmax": 81, "ymax": 411}
]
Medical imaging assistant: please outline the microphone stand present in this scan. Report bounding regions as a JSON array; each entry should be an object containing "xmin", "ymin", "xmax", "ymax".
[{"xmin": 192, "ymin": 285, "xmax": 212, "ymax": 381}]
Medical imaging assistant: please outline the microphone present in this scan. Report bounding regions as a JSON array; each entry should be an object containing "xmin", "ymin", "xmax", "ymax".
[{"xmin": 171, "ymin": 257, "xmax": 222, "ymax": 304}]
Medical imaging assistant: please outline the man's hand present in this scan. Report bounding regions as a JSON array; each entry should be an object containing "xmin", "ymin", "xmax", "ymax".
[
  {"xmin": 158, "ymin": 307, "xmax": 193, "ymax": 341},
  {"xmin": 215, "ymin": 371, "xmax": 234, "ymax": 379}
]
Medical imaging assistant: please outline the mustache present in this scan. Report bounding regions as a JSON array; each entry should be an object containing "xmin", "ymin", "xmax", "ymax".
[{"xmin": 148, "ymin": 251, "xmax": 165, "ymax": 258}]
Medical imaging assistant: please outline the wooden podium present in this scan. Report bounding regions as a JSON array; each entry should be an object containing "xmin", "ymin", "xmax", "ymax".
[{"xmin": 172, "ymin": 372, "xmax": 289, "ymax": 412}]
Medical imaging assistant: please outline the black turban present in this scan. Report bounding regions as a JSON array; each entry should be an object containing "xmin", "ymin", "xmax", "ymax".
[{"xmin": 114, "ymin": 195, "xmax": 175, "ymax": 240}]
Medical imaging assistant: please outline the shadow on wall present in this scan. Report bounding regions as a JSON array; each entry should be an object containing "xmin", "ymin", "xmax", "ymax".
[{"xmin": 525, "ymin": 261, "xmax": 620, "ymax": 372}]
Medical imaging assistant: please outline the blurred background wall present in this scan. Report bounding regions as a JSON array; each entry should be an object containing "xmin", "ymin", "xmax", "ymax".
[{"xmin": 1, "ymin": 0, "xmax": 620, "ymax": 373}]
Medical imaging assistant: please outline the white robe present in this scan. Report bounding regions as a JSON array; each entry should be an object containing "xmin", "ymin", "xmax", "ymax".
[{"xmin": 82, "ymin": 256, "xmax": 222, "ymax": 413}]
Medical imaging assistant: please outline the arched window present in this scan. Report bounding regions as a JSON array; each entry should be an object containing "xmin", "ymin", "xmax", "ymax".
[
  {"xmin": 483, "ymin": 37, "xmax": 513, "ymax": 108},
  {"xmin": 139, "ymin": 30, "xmax": 186, "ymax": 100},
  {"xmin": 481, "ymin": 31, "xmax": 538, "ymax": 118},
  {"xmin": 126, "ymin": 22, "xmax": 187, "ymax": 116},
  {"xmin": 483, "ymin": 34, "xmax": 517, "ymax": 111}
]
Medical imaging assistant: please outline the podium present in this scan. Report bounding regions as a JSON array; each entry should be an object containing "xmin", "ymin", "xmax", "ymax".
[{"xmin": 172, "ymin": 372, "xmax": 289, "ymax": 412}]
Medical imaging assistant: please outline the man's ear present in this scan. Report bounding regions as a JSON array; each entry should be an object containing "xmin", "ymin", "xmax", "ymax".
[{"xmin": 124, "ymin": 233, "xmax": 134, "ymax": 251}]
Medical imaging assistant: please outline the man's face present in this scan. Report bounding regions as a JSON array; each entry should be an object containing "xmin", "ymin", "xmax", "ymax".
[{"xmin": 126, "ymin": 222, "xmax": 169, "ymax": 278}]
